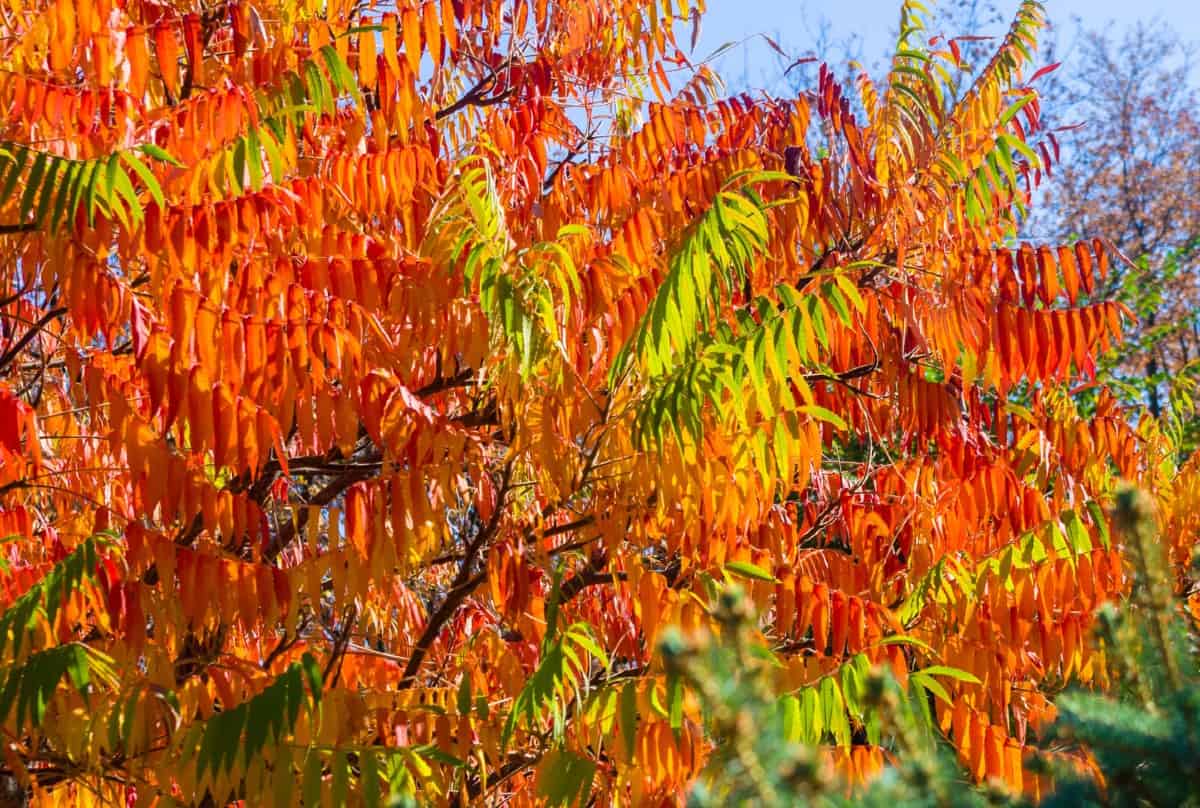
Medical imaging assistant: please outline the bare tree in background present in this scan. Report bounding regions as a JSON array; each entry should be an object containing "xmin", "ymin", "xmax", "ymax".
[
  {"xmin": 1034, "ymin": 22, "xmax": 1200, "ymax": 420},
  {"xmin": 905, "ymin": 8, "xmax": 1200, "ymax": 424}
]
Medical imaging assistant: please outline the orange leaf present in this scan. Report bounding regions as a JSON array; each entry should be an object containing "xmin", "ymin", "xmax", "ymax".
[{"xmin": 154, "ymin": 22, "xmax": 181, "ymax": 99}]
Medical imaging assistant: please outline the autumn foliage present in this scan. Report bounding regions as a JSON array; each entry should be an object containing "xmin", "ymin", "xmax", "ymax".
[{"xmin": 0, "ymin": 0, "xmax": 1196, "ymax": 804}]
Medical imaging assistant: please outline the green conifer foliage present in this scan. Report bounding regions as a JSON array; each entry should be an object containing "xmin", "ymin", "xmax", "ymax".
[
  {"xmin": 1036, "ymin": 486, "xmax": 1200, "ymax": 808},
  {"xmin": 667, "ymin": 487, "xmax": 1200, "ymax": 808}
]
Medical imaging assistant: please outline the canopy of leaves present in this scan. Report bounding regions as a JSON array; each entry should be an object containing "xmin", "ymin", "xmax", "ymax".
[{"xmin": 0, "ymin": 0, "xmax": 1195, "ymax": 805}]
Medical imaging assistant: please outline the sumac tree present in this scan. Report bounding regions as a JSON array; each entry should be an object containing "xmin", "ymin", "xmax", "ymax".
[{"xmin": 0, "ymin": 0, "xmax": 1184, "ymax": 805}]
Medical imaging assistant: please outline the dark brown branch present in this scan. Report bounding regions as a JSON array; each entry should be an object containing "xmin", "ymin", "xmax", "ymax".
[
  {"xmin": 0, "ymin": 306, "xmax": 67, "ymax": 373},
  {"xmin": 560, "ymin": 568, "xmax": 627, "ymax": 602},
  {"xmin": 542, "ymin": 135, "xmax": 591, "ymax": 192},
  {"xmin": 802, "ymin": 358, "xmax": 883, "ymax": 399},
  {"xmin": 415, "ymin": 368, "xmax": 476, "ymax": 396},
  {"xmin": 433, "ymin": 60, "xmax": 517, "ymax": 121},
  {"xmin": 541, "ymin": 515, "xmax": 596, "ymax": 541},
  {"xmin": 398, "ymin": 570, "xmax": 487, "ymax": 688},
  {"xmin": 398, "ymin": 461, "xmax": 514, "ymax": 688},
  {"xmin": 262, "ymin": 455, "xmax": 380, "ymax": 561},
  {"xmin": 802, "ymin": 359, "xmax": 879, "ymax": 384},
  {"xmin": 453, "ymin": 752, "xmax": 542, "ymax": 807},
  {"xmin": 322, "ymin": 605, "xmax": 358, "ymax": 689},
  {"xmin": 261, "ymin": 614, "xmax": 310, "ymax": 671},
  {"xmin": 452, "ymin": 399, "xmax": 500, "ymax": 429}
]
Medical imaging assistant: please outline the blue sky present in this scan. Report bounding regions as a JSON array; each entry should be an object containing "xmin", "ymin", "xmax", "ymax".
[{"xmin": 694, "ymin": 0, "xmax": 1200, "ymax": 92}]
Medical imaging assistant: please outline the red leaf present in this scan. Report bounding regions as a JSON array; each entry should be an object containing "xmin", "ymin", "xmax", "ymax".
[
  {"xmin": 763, "ymin": 35, "xmax": 788, "ymax": 60},
  {"xmin": 131, "ymin": 298, "xmax": 152, "ymax": 361},
  {"xmin": 1028, "ymin": 62, "xmax": 1060, "ymax": 83}
]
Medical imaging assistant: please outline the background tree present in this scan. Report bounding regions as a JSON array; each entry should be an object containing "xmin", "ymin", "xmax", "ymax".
[{"xmin": 1033, "ymin": 23, "xmax": 1200, "ymax": 425}]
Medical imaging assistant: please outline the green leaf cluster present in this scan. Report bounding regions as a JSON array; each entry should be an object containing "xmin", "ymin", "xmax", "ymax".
[
  {"xmin": 0, "ymin": 534, "xmax": 109, "ymax": 661},
  {"xmin": 632, "ymin": 277, "xmax": 861, "ymax": 452},
  {"xmin": 0, "ymin": 643, "xmax": 114, "ymax": 730},
  {"xmin": 0, "ymin": 535, "xmax": 117, "ymax": 733},
  {"xmin": 665, "ymin": 586, "xmax": 1004, "ymax": 808},
  {"xmin": 502, "ymin": 621, "xmax": 609, "ymax": 747},
  {"xmin": 187, "ymin": 651, "xmax": 323, "ymax": 784},
  {"xmin": 219, "ymin": 45, "xmax": 362, "ymax": 198},
  {"xmin": 427, "ymin": 158, "xmax": 582, "ymax": 377},
  {"xmin": 615, "ymin": 185, "xmax": 772, "ymax": 380},
  {"xmin": 0, "ymin": 144, "xmax": 176, "ymax": 232}
]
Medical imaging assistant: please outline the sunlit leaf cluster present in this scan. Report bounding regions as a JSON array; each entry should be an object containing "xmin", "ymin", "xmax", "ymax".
[{"xmin": 0, "ymin": 0, "xmax": 1194, "ymax": 805}]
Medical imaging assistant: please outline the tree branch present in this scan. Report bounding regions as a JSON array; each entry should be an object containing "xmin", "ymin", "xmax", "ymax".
[
  {"xmin": 0, "ymin": 306, "xmax": 67, "ymax": 373},
  {"xmin": 560, "ymin": 568, "xmax": 627, "ymax": 602},
  {"xmin": 398, "ymin": 460, "xmax": 514, "ymax": 688},
  {"xmin": 433, "ymin": 60, "xmax": 516, "ymax": 121}
]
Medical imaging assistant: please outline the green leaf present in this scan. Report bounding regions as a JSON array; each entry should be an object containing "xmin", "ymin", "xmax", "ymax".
[
  {"xmin": 819, "ymin": 675, "xmax": 850, "ymax": 747},
  {"xmin": 65, "ymin": 161, "xmax": 92, "ymax": 228},
  {"xmin": 246, "ymin": 126, "xmax": 264, "ymax": 191},
  {"xmin": 0, "ymin": 147, "xmax": 29, "ymax": 205},
  {"xmin": 502, "ymin": 624, "xmax": 604, "ymax": 748},
  {"xmin": 330, "ymin": 749, "xmax": 348, "ymax": 806},
  {"xmin": 18, "ymin": 151, "xmax": 46, "ymax": 220},
  {"xmin": 232, "ymin": 137, "xmax": 248, "ymax": 193},
  {"xmin": 798, "ymin": 686, "xmax": 822, "ymax": 745},
  {"xmin": 33, "ymin": 158, "xmax": 60, "ymax": 227},
  {"xmin": 840, "ymin": 660, "xmax": 863, "ymax": 720},
  {"xmin": 1086, "ymin": 501, "xmax": 1111, "ymax": 549},
  {"xmin": 302, "ymin": 749, "xmax": 324, "ymax": 806},
  {"xmin": 244, "ymin": 689, "xmax": 274, "ymax": 765},
  {"xmin": 320, "ymin": 45, "xmax": 363, "ymax": 107},
  {"xmin": 414, "ymin": 743, "xmax": 465, "ymax": 769},
  {"xmin": 780, "ymin": 694, "xmax": 802, "ymax": 743},
  {"xmin": 556, "ymin": 223, "xmax": 590, "ymax": 240},
  {"xmin": 456, "ymin": 673, "xmax": 472, "ymax": 717},
  {"xmin": 834, "ymin": 274, "xmax": 867, "ymax": 314},
  {"xmin": 139, "ymin": 143, "xmax": 184, "ymax": 167},
  {"xmin": 108, "ymin": 155, "xmax": 142, "ymax": 224},
  {"xmin": 300, "ymin": 651, "xmax": 323, "ymax": 704},
  {"xmin": 218, "ymin": 704, "xmax": 248, "ymax": 776},
  {"xmin": 361, "ymin": 750, "xmax": 380, "ymax": 808},
  {"xmin": 915, "ymin": 664, "xmax": 981, "ymax": 684},
  {"xmin": 537, "ymin": 749, "xmax": 597, "ymax": 807},
  {"xmin": 666, "ymin": 670, "xmax": 684, "ymax": 730},
  {"xmin": 83, "ymin": 158, "xmax": 103, "ymax": 226},
  {"xmin": 50, "ymin": 161, "xmax": 77, "ymax": 228},
  {"xmin": 120, "ymin": 151, "xmax": 165, "ymax": 210},
  {"xmin": 724, "ymin": 560, "xmax": 778, "ymax": 583},
  {"xmin": 798, "ymin": 405, "xmax": 848, "ymax": 430},
  {"xmin": 1061, "ymin": 509, "xmax": 1093, "ymax": 555},
  {"xmin": 999, "ymin": 93, "xmax": 1036, "ymax": 125},
  {"xmin": 337, "ymin": 25, "xmax": 385, "ymax": 37},
  {"xmin": 0, "ymin": 151, "xmax": 18, "ymax": 201},
  {"xmin": 825, "ymin": 282, "xmax": 851, "ymax": 324},
  {"xmin": 876, "ymin": 634, "xmax": 935, "ymax": 653},
  {"xmin": 304, "ymin": 59, "xmax": 330, "ymax": 115},
  {"xmin": 259, "ymin": 126, "xmax": 286, "ymax": 184},
  {"xmin": 911, "ymin": 671, "xmax": 953, "ymax": 705},
  {"xmin": 619, "ymin": 682, "xmax": 637, "ymax": 762},
  {"xmin": 63, "ymin": 644, "xmax": 89, "ymax": 694}
]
